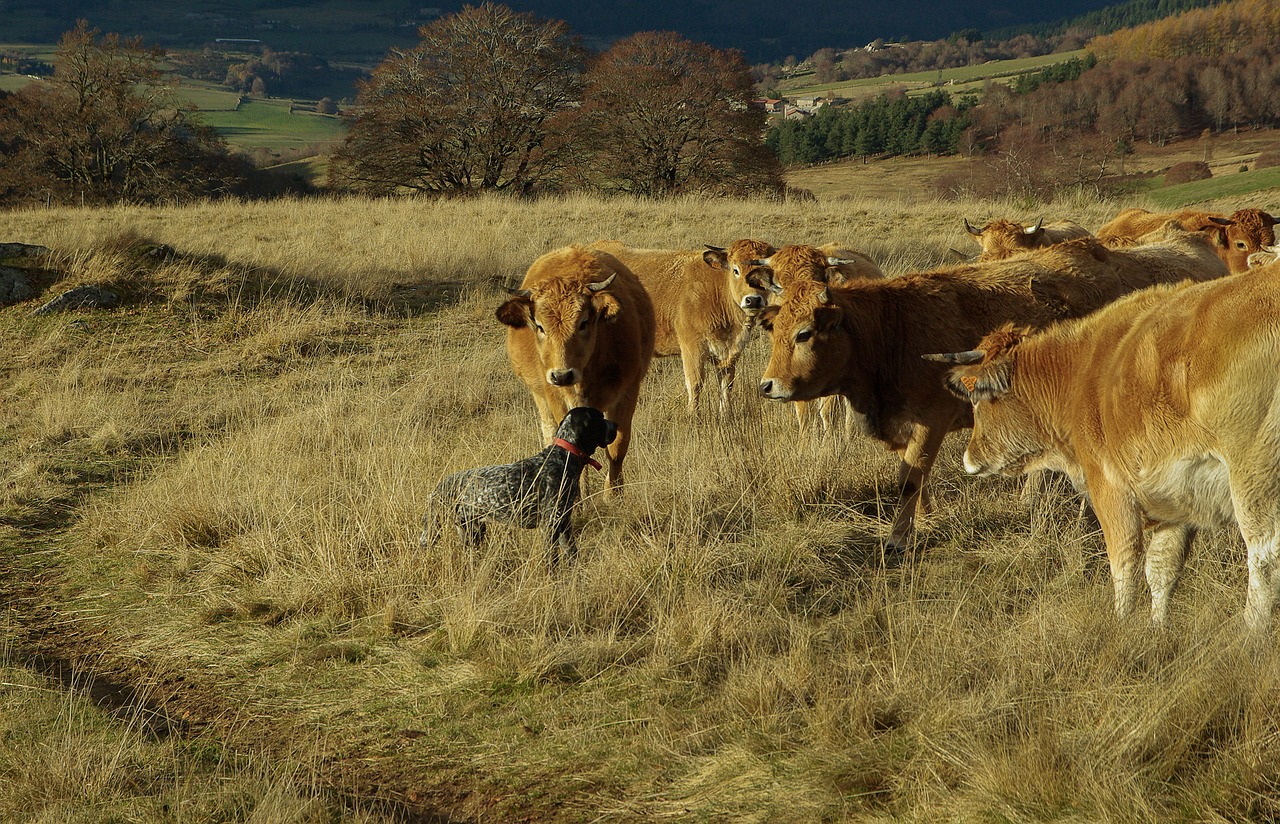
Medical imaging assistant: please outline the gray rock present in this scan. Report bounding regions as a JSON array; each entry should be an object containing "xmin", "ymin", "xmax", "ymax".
[
  {"xmin": 0, "ymin": 266, "xmax": 33, "ymax": 304},
  {"xmin": 30, "ymin": 285, "xmax": 119, "ymax": 316},
  {"xmin": 0, "ymin": 242, "xmax": 52, "ymax": 259}
]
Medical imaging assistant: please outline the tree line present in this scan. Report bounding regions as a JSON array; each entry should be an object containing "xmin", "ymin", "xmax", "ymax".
[
  {"xmin": 766, "ymin": 91, "xmax": 974, "ymax": 167},
  {"xmin": 329, "ymin": 4, "xmax": 780, "ymax": 198},
  {"xmin": 0, "ymin": 5, "xmax": 782, "ymax": 208}
]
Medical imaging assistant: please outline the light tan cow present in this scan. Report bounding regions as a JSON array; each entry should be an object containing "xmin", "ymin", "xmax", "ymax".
[
  {"xmin": 964, "ymin": 217, "xmax": 1092, "ymax": 261},
  {"xmin": 496, "ymin": 245, "xmax": 656, "ymax": 490},
  {"xmin": 584, "ymin": 240, "xmax": 774, "ymax": 414},
  {"xmin": 1097, "ymin": 207, "xmax": 1277, "ymax": 273},
  {"xmin": 753, "ymin": 232, "xmax": 1229, "ymax": 548},
  {"xmin": 940, "ymin": 260, "xmax": 1280, "ymax": 629}
]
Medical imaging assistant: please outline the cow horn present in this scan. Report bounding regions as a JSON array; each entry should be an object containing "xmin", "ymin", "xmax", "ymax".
[
  {"xmin": 964, "ymin": 219, "xmax": 982, "ymax": 236},
  {"xmin": 587, "ymin": 272, "xmax": 617, "ymax": 292},
  {"xmin": 704, "ymin": 244, "xmax": 726, "ymax": 252},
  {"xmin": 1209, "ymin": 216, "xmax": 1235, "ymax": 226},
  {"xmin": 826, "ymin": 256, "xmax": 858, "ymax": 267},
  {"xmin": 922, "ymin": 350, "xmax": 985, "ymax": 364},
  {"xmin": 505, "ymin": 286, "xmax": 533, "ymax": 298},
  {"xmin": 1024, "ymin": 217, "xmax": 1044, "ymax": 234},
  {"xmin": 818, "ymin": 287, "xmax": 830, "ymax": 304}
]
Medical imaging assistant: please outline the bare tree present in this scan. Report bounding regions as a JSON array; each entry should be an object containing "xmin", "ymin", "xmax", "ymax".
[
  {"xmin": 330, "ymin": 3, "xmax": 584, "ymax": 196},
  {"xmin": 0, "ymin": 20, "xmax": 238, "ymax": 206},
  {"xmin": 565, "ymin": 31, "xmax": 783, "ymax": 197}
]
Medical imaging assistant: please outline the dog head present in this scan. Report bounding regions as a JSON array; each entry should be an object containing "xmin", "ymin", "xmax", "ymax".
[{"xmin": 555, "ymin": 407, "xmax": 618, "ymax": 453}]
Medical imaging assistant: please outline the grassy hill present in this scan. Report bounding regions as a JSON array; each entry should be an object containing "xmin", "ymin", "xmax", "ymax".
[
  {"xmin": 776, "ymin": 49, "xmax": 1089, "ymax": 102},
  {"xmin": 4, "ymin": 191, "xmax": 1280, "ymax": 821}
]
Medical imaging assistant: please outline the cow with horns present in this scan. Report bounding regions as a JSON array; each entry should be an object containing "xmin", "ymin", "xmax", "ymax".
[
  {"xmin": 963, "ymin": 217, "xmax": 1092, "ymax": 262},
  {"xmin": 935, "ymin": 259, "xmax": 1280, "ymax": 629},
  {"xmin": 752, "ymin": 231, "xmax": 1230, "ymax": 548},
  {"xmin": 497, "ymin": 245, "xmax": 656, "ymax": 491}
]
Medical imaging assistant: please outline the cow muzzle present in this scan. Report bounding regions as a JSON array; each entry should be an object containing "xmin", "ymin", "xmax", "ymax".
[
  {"xmin": 547, "ymin": 368, "xmax": 578, "ymax": 387},
  {"xmin": 740, "ymin": 294, "xmax": 765, "ymax": 312},
  {"xmin": 758, "ymin": 378, "xmax": 793, "ymax": 401}
]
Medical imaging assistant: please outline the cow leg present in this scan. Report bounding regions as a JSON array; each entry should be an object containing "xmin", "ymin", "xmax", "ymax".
[
  {"xmin": 603, "ymin": 391, "xmax": 639, "ymax": 493},
  {"xmin": 888, "ymin": 421, "xmax": 951, "ymax": 548},
  {"xmin": 679, "ymin": 348, "xmax": 705, "ymax": 415},
  {"xmin": 1089, "ymin": 481, "xmax": 1145, "ymax": 620},
  {"xmin": 531, "ymin": 391, "xmax": 563, "ymax": 442},
  {"xmin": 817, "ymin": 395, "xmax": 836, "ymax": 434},
  {"xmin": 1146, "ymin": 523, "xmax": 1194, "ymax": 625},
  {"xmin": 793, "ymin": 400, "xmax": 814, "ymax": 431}
]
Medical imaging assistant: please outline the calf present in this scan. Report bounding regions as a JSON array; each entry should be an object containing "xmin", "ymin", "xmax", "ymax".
[{"xmin": 422, "ymin": 407, "xmax": 618, "ymax": 566}]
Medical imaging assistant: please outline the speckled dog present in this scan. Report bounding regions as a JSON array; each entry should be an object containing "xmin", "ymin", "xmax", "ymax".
[{"xmin": 422, "ymin": 407, "xmax": 618, "ymax": 566}]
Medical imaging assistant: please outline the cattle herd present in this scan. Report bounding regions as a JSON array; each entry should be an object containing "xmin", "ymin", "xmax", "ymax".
[{"xmin": 437, "ymin": 205, "xmax": 1280, "ymax": 630}]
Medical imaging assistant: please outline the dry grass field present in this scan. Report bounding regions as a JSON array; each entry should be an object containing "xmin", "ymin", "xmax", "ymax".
[{"xmin": 4, "ymin": 191, "xmax": 1280, "ymax": 821}]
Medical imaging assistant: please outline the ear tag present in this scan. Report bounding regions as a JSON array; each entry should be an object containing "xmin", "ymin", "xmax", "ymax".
[{"xmin": 960, "ymin": 375, "xmax": 979, "ymax": 392}]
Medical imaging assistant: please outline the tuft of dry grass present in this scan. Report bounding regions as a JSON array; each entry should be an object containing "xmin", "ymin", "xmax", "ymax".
[{"xmin": 3, "ymin": 190, "xmax": 1280, "ymax": 820}]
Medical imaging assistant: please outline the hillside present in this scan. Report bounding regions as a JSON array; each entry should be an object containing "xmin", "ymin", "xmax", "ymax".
[{"xmin": 5, "ymin": 192, "xmax": 1280, "ymax": 820}]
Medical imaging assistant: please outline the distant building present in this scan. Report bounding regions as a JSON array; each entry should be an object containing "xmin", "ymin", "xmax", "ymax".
[{"xmin": 752, "ymin": 98, "xmax": 784, "ymax": 114}]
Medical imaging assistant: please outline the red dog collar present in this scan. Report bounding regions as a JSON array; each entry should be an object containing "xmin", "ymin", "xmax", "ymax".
[{"xmin": 553, "ymin": 437, "xmax": 602, "ymax": 470}]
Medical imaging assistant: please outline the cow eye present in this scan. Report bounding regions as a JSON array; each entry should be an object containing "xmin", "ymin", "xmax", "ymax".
[
  {"xmin": 534, "ymin": 321, "xmax": 545, "ymax": 334},
  {"xmin": 795, "ymin": 329, "xmax": 813, "ymax": 344},
  {"xmin": 577, "ymin": 317, "xmax": 590, "ymax": 332},
  {"xmin": 731, "ymin": 266, "xmax": 742, "ymax": 278},
  {"xmin": 1237, "ymin": 241, "xmax": 1248, "ymax": 250}
]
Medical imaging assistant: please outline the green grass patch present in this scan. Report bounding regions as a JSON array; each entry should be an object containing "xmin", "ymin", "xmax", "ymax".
[
  {"xmin": 1149, "ymin": 165, "xmax": 1280, "ymax": 208},
  {"xmin": 0, "ymin": 75, "xmax": 37, "ymax": 92},
  {"xmin": 174, "ymin": 85, "xmax": 243, "ymax": 111},
  {"xmin": 193, "ymin": 98, "xmax": 345, "ymax": 151}
]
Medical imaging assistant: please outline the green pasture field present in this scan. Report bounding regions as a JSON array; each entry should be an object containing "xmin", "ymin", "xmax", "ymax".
[
  {"xmin": 193, "ymin": 98, "xmax": 345, "ymax": 151},
  {"xmin": 174, "ymin": 85, "xmax": 243, "ymax": 112},
  {"xmin": 1148, "ymin": 164, "xmax": 1280, "ymax": 208},
  {"xmin": 0, "ymin": 75, "xmax": 36, "ymax": 92},
  {"xmin": 778, "ymin": 49, "xmax": 1089, "ymax": 101}
]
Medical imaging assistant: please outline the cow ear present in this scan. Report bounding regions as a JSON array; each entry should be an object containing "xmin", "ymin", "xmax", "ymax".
[
  {"xmin": 814, "ymin": 305, "xmax": 842, "ymax": 331},
  {"xmin": 496, "ymin": 294, "xmax": 533, "ymax": 328},
  {"xmin": 945, "ymin": 361, "xmax": 1013, "ymax": 403},
  {"xmin": 592, "ymin": 292, "xmax": 622, "ymax": 322},
  {"xmin": 703, "ymin": 248, "xmax": 728, "ymax": 269},
  {"xmin": 758, "ymin": 305, "xmax": 780, "ymax": 332}
]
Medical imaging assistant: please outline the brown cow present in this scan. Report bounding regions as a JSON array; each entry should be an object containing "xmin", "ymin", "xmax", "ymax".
[
  {"xmin": 587, "ymin": 240, "xmax": 768, "ymax": 414},
  {"xmin": 1097, "ymin": 207, "xmax": 1278, "ymax": 273},
  {"xmin": 941, "ymin": 260, "xmax": 1280, "ymax": 629},
  {"xmin": 738, "ymin": 243, "xmax": 887, "ymax": 433},
  {"xmin": 753, "ymin": 232, "xmax": 1229, "ymax": 548},
  {"xmin": 964, "ymin": 217, "xmax": 1092, "ymax": 261},
  {"xmin": 496, "ymin": 245, "xmax": 656, "ymax": 490}
]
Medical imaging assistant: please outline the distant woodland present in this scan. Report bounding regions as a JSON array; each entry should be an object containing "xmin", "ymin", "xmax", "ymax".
[{"xmin": 767, "ymin": 0, "xmax": 1280, "ymax": 199}]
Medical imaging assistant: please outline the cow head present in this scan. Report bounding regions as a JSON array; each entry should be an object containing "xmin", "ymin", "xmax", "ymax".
[
  {"xmin": 496, "ymin": 266, "xmax": 622, "ymax": 389},
  {"xmin": 704, "ymin": 238, "xmax": 775, "ymax": 314},
  {"xmin": 965, "ymin": 217, "xmax": 1045, "ymax": 261},
  {"xmin": 757, "ymin": 279, "xmax": 849, "ymax": 402},
  {"xmin": 1223, "ymin": 209, "xmax": 1279, "ymax": 273},
  {"xmin": 925, "ymin": 325, "xmax": 1044, "ymax": 477},
  {"xmin": 743, "ymin": 244, "xmax": 863, "ymax": 303}
]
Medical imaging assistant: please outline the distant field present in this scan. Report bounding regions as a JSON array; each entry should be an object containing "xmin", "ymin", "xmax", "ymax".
[
  {"xmin": 1148, "ymin": 164, "xmax": 1280, "ymax": 208},
  {"xmin": 0, "ymin": 75, "xmax": 36, "ymax": 92},
  {"xmin": 193, "ymin": 98, "xmax": 345, "ymax": 151},
  {"xmin": 778, "ymin": 49, "xmax": 1088, "ymax": 101},
  {"xmin": 174, "ymin": 85, "xmax": 242, "ymax": 111}
]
